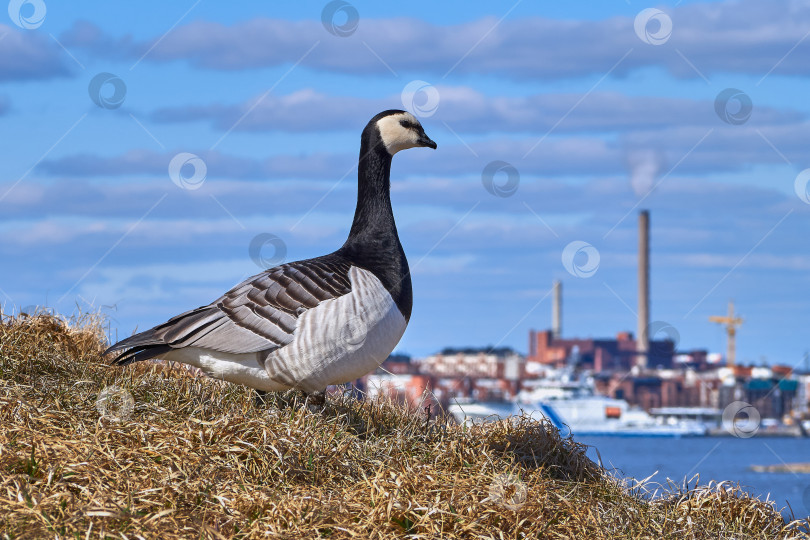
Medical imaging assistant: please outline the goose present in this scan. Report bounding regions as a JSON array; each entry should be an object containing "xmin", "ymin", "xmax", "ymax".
[{"xmin": 105, "ymin": 110, "xmax": 436, "ymax": 405}]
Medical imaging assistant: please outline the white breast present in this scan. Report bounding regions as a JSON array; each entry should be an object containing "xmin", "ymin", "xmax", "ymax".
[{"xmin": 165, "ymin": 266, "xmax": 408, "ymax": 393}]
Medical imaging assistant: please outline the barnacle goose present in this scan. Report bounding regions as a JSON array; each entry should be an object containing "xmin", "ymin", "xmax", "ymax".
[{"xmin": 105, "ymin": 110, "xmax": 436, "ymax": 404}]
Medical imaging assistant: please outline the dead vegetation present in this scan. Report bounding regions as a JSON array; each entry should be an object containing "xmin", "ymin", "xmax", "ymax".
[{"xmin": 0, "ymin": 311, "xmax": 807, "ymax": 539}]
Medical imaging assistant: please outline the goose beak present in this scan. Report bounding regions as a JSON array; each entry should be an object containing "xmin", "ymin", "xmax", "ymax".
[{"xmin": 417, "ymin": 133, "xmax": 437, "ymax": 149}]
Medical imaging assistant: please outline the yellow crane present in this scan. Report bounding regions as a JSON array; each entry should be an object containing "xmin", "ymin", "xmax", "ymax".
[{"xmin": 709, "ymin": 300, "xmax": 744, "ymax": 367}]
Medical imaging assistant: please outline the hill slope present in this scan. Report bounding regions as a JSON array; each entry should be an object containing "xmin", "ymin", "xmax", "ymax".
[{"xmin": 0, "ymin": 312, "xmax": 805, "ymax": 539}]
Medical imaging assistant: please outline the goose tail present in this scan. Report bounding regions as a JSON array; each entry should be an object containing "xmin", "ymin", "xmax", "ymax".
[{"xmin": 104, "ymin": 329, "xmax": 172, "ymax": 366}]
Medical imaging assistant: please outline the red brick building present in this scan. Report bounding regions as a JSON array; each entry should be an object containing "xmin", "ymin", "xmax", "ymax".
[{"xmin": 528, "ymin": 329, "xmax": 676, "ymax": 372}]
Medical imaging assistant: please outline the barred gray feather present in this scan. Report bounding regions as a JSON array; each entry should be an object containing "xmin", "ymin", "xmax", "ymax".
[{"xmin": 106, "ymin": 255, "xmax": 353, "ymax": 364}]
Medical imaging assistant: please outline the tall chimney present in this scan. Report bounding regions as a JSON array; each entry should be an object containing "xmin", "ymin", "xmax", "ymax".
[
  {"xmin": 552, "ymin": 280, "xmax": 562, "ymax": 339},
  {"xmin": 637, "ymin": 210, "xmax": 650, "ymax": 368}
]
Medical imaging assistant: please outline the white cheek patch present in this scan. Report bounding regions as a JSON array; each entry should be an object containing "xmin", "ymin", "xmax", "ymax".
[{"xmin": 377, "ymin": 114, "xmax": 420, "ymax": 155}]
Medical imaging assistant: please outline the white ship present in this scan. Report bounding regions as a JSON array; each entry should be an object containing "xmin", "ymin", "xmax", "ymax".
[{"xmin": 448, "ymin": 373, "xmax": 706, "ymax": 437}]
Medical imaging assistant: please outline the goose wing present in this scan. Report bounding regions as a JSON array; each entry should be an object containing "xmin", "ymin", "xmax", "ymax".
[{"xmin": 106, "ymin": 255, "xmax": 353, "ymax": 364}]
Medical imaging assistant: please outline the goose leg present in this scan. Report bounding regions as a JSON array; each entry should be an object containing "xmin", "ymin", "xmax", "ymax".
[
  {"xmin": 256, "ymin": 389, "xmax": 325, "ymax": 409},
  {"xmin": 304, "ymin": 390, "xmax": 326, "ymax": 407},
  {"xmin": 254, "ymin": 389, "xmax": 268, "ymax": 408}
]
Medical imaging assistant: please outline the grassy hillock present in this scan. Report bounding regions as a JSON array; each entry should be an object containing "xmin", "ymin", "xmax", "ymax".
[{"xmin": 0, "ymin": 312, "xmax": 806, "ymax": 539}]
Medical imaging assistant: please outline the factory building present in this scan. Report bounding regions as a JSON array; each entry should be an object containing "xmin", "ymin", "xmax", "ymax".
[{"xmin": 527, "ymin": 329, "xmax": 676, "ymax": 371}]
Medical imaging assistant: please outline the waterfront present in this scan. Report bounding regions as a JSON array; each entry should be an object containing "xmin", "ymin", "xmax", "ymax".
[{"xmin": 579, "ymin": 435, "xmax": 810, "ymax": 520}]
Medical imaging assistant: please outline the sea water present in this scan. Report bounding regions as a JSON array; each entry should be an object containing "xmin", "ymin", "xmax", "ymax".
[{"xmin": 577, "ymin": 435, "xmax": 810, "ymax": 520}]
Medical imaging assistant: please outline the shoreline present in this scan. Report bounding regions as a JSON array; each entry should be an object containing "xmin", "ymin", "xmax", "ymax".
[{"xmin": 749, "ymin": 463, "xmax": 810, "ymax": 474}]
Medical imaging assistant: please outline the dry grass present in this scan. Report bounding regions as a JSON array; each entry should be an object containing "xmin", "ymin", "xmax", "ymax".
[{"xmin": 0, "ymin": 312, "xmax": 807, "ymax": 539}]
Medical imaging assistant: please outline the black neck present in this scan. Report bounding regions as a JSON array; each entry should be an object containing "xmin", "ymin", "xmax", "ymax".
[
  {"xmin": 338, "ymin": 129, "xmax": 412, "ymax": 320},
  {"xmin": 346, "ymin": 136, "xmax": 395, "ymax": 243}
]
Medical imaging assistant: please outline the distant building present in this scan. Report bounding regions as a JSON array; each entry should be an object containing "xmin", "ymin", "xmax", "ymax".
[
  {"xmin": 528, "ymin": 329, "xmax": 676, "ymax": 372},
  {"xmin": 361, "ymin": 333, "xmax": 805, "ymax": 422},
  {"xmin": 590, "ymin": 363, "xmax": 801, "ymax": 417},
  {"xmin": 376, "ymin": 353, "xmax": 416, "ymax": 375},
  {"xmin": 417, "ymin": 347, "xmax": 524, "ymax": 380},
  {"xmin": 673, "ymin": 349, "xmax": 717, "ymax": 371},
  {"xmin": 797, "ymin": 372, "xmax": 810, "ymax": 416},
  {"xmin": 717, "ymin": 365, "xmax": 799, "ymax": 419},
  {"xmin": 415, "ymin": 347, "xmax": 525, "ymax": 404},
  {"xmin": 364, "ymin": 373, "xmax": 436, "ymax": 409},
  {"xmin": 595, "ymin": 371, "xmax": 712, "ymax": 410}
]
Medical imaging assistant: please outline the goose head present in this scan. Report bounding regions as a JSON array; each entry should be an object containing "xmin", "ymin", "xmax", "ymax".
[{"xmin": 369, "ymin": 110, "xmax": 437, "ymax": 156}]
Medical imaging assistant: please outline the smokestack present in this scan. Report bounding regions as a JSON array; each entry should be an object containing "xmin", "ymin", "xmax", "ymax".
[
  {"xmin": 552, "ymin": 280, "xmax": 562, "ymax": 339},
  {"xmin": 637, "ymin": 210, "xmax": 650, "ymax": 368}
]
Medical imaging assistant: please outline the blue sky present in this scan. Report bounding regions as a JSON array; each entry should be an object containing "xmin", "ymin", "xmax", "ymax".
[{"xmin": 1, "ymin": 0, "xmax": 809, "ymax": 365}]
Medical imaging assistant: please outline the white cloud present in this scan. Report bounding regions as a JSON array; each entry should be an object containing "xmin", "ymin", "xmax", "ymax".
[
  {"xmin": 61, "ymin": 1, "xmax": 810, "ymax": 80},
  {"xmin": 150, "ymin": 86, "xmax": 801, "ymax": 135},
  {"xmin": 0, "ymin": 24, "xmax": 69, "ymax": 81}
]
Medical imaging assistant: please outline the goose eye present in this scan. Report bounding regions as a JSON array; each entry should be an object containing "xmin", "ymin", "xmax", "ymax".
[{"xmin": 400, "ymin": 120, "xmax": 416, "ymax": 129}]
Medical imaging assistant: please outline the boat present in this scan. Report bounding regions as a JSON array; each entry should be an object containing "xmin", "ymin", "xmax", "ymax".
[{"xmin": 448, "ymin": 372, "xmax": 706, "ymax": 437}]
